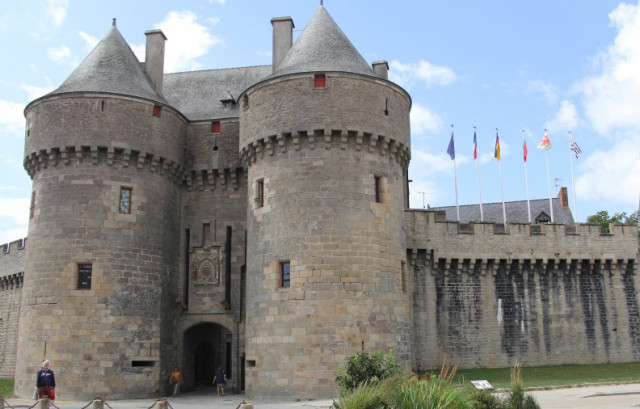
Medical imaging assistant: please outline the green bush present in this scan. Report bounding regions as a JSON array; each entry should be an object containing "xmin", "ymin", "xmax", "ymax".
[
  {"xmin": 331, "ymin": 381, "xmax": 388, "ymax": 409},
  {"xmin": 470, "ymin": 389, "xmax": 502, "ymax": 409},
  {"xmin": 335, "ymin": 349, "xmax": 402, "ymax": 391},
  {"xmin": 386, "ymin": 376, "xmax": 470, "ymax": 409}
]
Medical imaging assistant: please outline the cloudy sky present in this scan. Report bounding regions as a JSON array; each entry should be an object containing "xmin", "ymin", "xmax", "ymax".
[{"xmin": 1, "ymin": 0, "xmax": 639, "ymax": 244}]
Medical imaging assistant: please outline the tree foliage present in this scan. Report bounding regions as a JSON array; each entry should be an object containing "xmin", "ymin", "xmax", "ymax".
[
  {"xmin": 335, "ymin": 349, "xmax": 402, "ymax": 391},
  {"xmin": 586, "ymin": 210, "xmax": 639, "ymax": 233}
]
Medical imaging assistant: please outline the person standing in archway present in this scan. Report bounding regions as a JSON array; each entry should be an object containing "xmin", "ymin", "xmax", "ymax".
[
  {"xmin": 169, "ymin": 367, "xmax": 182, "ymax": 397},
  {"xmin": 212, "ymin": 365, "xmax": 226, "ymax": 396}
]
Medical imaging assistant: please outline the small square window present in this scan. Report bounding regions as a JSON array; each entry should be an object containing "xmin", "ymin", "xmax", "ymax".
[
  {"xmin": 119, "ymin": 187, "xmax": 132, "ymax": 214},
  {"xmin": 152, "ymin": 105, "xmax": 162, "ymax": 117},
  {"xmin": 211, "ymin": 121, "xmax": 221, "ymax": 134},
  {"xmin": 314, "ymin": 73, "xmax": 326, "ymax": 88},
  {"xmin": 281, "ymin": 261, "xmax": 291, "ymax": 287},
  {"xmin": 77, "ymin": 263, "xmax": 92, "ymax": 289}
]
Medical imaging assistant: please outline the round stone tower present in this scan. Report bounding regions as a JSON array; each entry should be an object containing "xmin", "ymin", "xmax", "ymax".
[
  {"xmin": 240, "ymin": 6, "xmax": 412, "ymax": 400},
  {"xmin": 15, "ymin": 25, "xmax": 185, "ymax": 399}
]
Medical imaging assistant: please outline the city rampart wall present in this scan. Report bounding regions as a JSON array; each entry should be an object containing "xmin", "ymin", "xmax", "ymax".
[
  {"xmin": 0, "ymin": 239, "xmax": 26, "ymax": 377},
  {"xmin": 405, "ymin": 210, "xmax": 640, "ymax": 370}
]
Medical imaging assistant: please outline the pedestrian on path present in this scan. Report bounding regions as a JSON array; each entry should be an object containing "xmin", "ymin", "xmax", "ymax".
[{"xmin": 212, "ymin": 365, "xmax": 226, "ymax": 396}]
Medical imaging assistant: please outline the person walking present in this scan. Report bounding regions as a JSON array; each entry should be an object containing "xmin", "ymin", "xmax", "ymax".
[
  {"xmin": 212, "ymin": 365, "xmax": 226, "ymax": 396},
  {"xmin": 36, "ymin": 360, "xmax": 56, "ymax": 400}
]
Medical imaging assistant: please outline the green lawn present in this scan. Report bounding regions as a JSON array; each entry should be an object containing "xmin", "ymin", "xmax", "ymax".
[
  {"xmin": 453, "ymin": 362, "xmax": 640, "ymax": 389},
  {"xmin": 0, "ymin": 378, "xmax": 14, "ymax": 397}
]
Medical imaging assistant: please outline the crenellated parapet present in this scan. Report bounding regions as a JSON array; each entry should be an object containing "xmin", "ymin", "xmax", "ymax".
[
  {"xmin": 184, "ymin": 166, "xmax": 244, "ymax": 192},
  {"xmin": 24, "ymin": 145, "xmax": 185, "ymax": 185},
  {"xmin": 240, "ymin": 128, "xmax": 410, "ymax": 168},
  {"xmin": 405, "ymin": 209, "xmax": 639, "ymax": 271},
  {"xmin": 0, "ymin": 272, "xmax": 24, "ymax": 291}
]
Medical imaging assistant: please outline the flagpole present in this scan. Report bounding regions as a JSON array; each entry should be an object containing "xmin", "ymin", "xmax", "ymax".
[
  {"xmin": 474, "ymin": 127, "xmax": 484, "ymax": 221},
  {"xmin": 544, "ymin": 129, "xmax": 555, "ymax": 223},
  {"xmin": 568, "ymin": 131, "xmax": 578, "ymax": 223},
  {"xmin": 497, "ymin": 128, "xmax": 506, "ymax": 225},
  {"xmin": 522, "ymin": 130, "xmax": 531, "ymax": 223},
  {"xmin": 452, "ymin": 125, "xmax": 460, "ymax": 221}
]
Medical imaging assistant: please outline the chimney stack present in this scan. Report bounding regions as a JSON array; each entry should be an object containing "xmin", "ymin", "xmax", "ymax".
[
  {"xmin": 271, "ymin": 17, "xmax": 294, "ymax": 72},
  {"xmin": 372, "ymin": 60, "xmax": 389, "ymax": 79},
  {"xmin": 558, "ymin": 186, "xmax": 569, "ymax": 208},
  {"xmin": 144, "ymin": 29, "xmax": 167, "ymax": 95}
]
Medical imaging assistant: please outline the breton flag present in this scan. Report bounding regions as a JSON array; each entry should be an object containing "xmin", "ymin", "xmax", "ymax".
[
  {"xmin": 537, "ymin": 132, "xmax": 552, "ymax": 150},
  {"xmin": 570, "ymin": 139, "xmax": 582, "ymax": 158},
  {"xmin": 494, "ymin": 132, "xmax": 501, "ymax": 161},
  {"xmin": 473, "ymin": 130, "xmax": 478, "ymax": 160},
  {"xmin": 523, "ymin": 139, "xmax": 528, "ymax": 162},
  {"xmin": 447, "ymin": 131, "xmax": 455, "ymax": 160}
]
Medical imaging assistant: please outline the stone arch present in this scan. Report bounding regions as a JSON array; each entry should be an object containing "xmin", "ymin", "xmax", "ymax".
[{"xmin": 182, "ymin": 322, "xmax": 233, "ymax": 390}]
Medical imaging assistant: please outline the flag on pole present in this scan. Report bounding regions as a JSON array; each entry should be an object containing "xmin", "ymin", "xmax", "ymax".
[
  {"xmin": 494, "ymin": 132, "xmax": 501, "ymax": 161},
  {"xmin": 473, "ymin": 130, "xmax": 478, "ymax": 160},
  {"xmin": 570, "ymin": 139, "xmax": 582, "ymax": 158},
  {"xmin": 523, "ymin": 139, "xmax": 528, "ymax": 162},
  {"xmin": 447, "ymin": 131, "xmax": 455, "ymax": 160},
  {"xmin": 537, "ymin": 132, "xmax": 552, "ymax": 150}
]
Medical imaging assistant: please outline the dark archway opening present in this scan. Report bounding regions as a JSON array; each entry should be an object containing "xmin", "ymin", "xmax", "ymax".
[{"xmin": 183, "ymin": 323, "xmax": 231, "ymax": 390}]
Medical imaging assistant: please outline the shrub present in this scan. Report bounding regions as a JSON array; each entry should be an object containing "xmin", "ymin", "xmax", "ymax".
[
  {"xmin": 335, "ymin": 348, "xmax": 402, "ymax": 391},
  {"xmin": 331, "ymin": 381, "xmax": 388, "ymax": 409}
]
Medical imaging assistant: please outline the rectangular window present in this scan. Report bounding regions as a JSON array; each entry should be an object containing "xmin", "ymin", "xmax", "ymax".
[
  {"xmin": 314, "ymin": 73, "xmax": 326, "ymax": 88},
  {"xmin": 119, "ymin": 187, "xmax": 132, "ymax": 214},
  {"xmin": 374, "ymin": 175, "xmax": 382, "ymax": 203},
  {"xmin": 243, "ymin": 95, "xmax": 249, "ymax": 109},
  {"xmin": 77, "ymin": 263, "xmax": 92, "ymax": 289},
  {"xmin": 256, "ymin": 179, "xmax": 264, "ymax": 208},
  {"xmin": 152, "ymin": 105, "xmax": 162, "ymax": 117},
  {"xmin": 30, "ymin": 191, "xmax": 36, "ymax": 219},
  {"xmin": 281, "ymin": 261, "xmax": 291, "ymax": 287},
  {"xmin": 211, "ymin": 121, "xmax": 221, "ymax": 134}
]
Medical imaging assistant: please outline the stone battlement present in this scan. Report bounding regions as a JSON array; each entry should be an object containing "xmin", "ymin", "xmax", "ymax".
[
  {"xmin": 241, "ymin": 128, "xmax": 410, "ymax": 167},
  {"xmin": 405, "ymin": 209, "xmax": 638, "ymax": 266},
  {"xmin": 0, "ymin": 238, "xmax": 26, "ymax": 255}
]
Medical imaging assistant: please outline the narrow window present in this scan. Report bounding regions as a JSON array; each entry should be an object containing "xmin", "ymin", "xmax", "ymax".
[
  {"xmin": 384, "ymin": 98, "xmax": 389, "ymax": 116},
  {"xmin": 119, "ymin": 187, "xmax": 132, "ymax": 214},
  {"xmin": 256, "ymin": 179, "xmax": 264, "ymax": 208},
  {"xmin": 374, "ymin": 175, "xmax": 382, "ymax": 203},
  {"xmin": 152, "ymin": 105, "xmax": 162, "ymax": 117},
  {"xmin": 29, "ymin": 191, "xmax": 36, "ymax": 219},
  {"xmin": 243, "ymin": 95, "xmax": 249, "ymax": 109},
  {"xmin": 281, "ymin": 261, "xmax": 291, "ymax": 287},
  {"xmin": 211, "ymin": 121, "xmax": 221, "ymax": 134},
  {"xmin": 314, "ymin": 73, "xmax": 326, "ymax": 88},
  {"xmin": 77, "ymin": 263, "xmax": 92, "ymax": 289},
  {"xmin": 101, "ymin": 100, "xmax": 105, "ymax": 112}
]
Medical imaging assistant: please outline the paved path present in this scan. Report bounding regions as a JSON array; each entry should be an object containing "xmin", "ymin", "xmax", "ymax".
[{"xmin": 4, "ymin": 383, "xmax": 640, "ymax": 409}]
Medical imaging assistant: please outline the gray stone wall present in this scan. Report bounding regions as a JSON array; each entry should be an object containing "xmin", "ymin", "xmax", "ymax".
[
  {"xmin": 15, "ymin": 95, "xmax": 185, "ymax": 400},
  {"xmin": 242, "ymin": 73, "xmax": 411, "ymax": 401},
  {"xmin": 0, "ymin": 239, "xmax": 26, "ymax": 377},
  {"xmin": 406, "ymin": 210, "xmax": 640, "ymax": 370}
]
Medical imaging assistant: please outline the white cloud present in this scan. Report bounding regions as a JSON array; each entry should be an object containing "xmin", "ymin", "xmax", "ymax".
[
  {"xmin": 79, "ymin": 31, "xmax": 99, "ymax": 52},
  {"xmin": 572, "ymin": 1, "xmax": 640, "ymax": 211},
  {"xmin": 209, "ymin": 0, "xmax": 228, "ymax": 4},
  {"xmin": 0, "ymin": 100, "xmax": 25, "ymax": 136},
  {"xmin": 575, "ymin": 137, "xmax": 640, "ymax": 207},
  {"xmin": 0, "ymin": 197, "xmax": 30, "ymax": 244},
  {"xmin": 526, "ymin": 80, "xmax": 558, "ymax": 104},
  {"xmin": 389, "ymin": 60, "xmax": 457, "ymax": 88},
  {"xmin": 410, "ymin": 103, "xmax": 442, "ymax": 136},
  {"xmin": 47, "ymin": 44, "xmax": 71, "ymax": 64},
  {"xmin": 141, "ymin": 10, "xmax": 221, "ymax": 72},
  {"xmin": 545, "ymin": 100, "xmax": 581, "ymax": 132},
  {"xmin": 21, "ymin": 84, "xmax": 55, "ymax": 101},
  {"xmin": 578, "ymin": 2, "xmax": 640, "ymax": 135},
  {"xmin": 46, "ymin": 0, "xmax": 68, "ymax": 27}
]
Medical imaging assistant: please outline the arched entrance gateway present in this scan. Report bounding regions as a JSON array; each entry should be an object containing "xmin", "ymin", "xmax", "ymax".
[{"xmin": 182, "ymin": 323, "xmax": 235, "ymax": 391}]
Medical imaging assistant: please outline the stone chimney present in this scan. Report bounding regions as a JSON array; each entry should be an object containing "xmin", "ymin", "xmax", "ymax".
[
  {"xmin": 144, "ymin": 29, "xmax": 167, "ymax": 95},
  {"xmin": 271, "ymin": 16, "xmax": 294, "ymax": 72},
  {"xmin": 372, "ymin": 60, "xmax": 389, "ymax": 79},
  {"xmin": 558, "ymin": 186, "xmax": 569, "ymax": 208}
]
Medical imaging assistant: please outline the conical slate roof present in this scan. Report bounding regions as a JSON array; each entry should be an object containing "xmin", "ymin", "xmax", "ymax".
[
  {"xmin": 270, "ymin": 6, "xmax": 376, "ymax": 78},
  {"xmin": 45, "ymin": 25, "xmax": 164, "ymax": 103}
]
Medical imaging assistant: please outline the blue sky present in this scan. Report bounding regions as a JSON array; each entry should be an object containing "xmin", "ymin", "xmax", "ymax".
[{"xmin": 1, "ymin": 0, "xmax": 639, "ymax": 244}]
